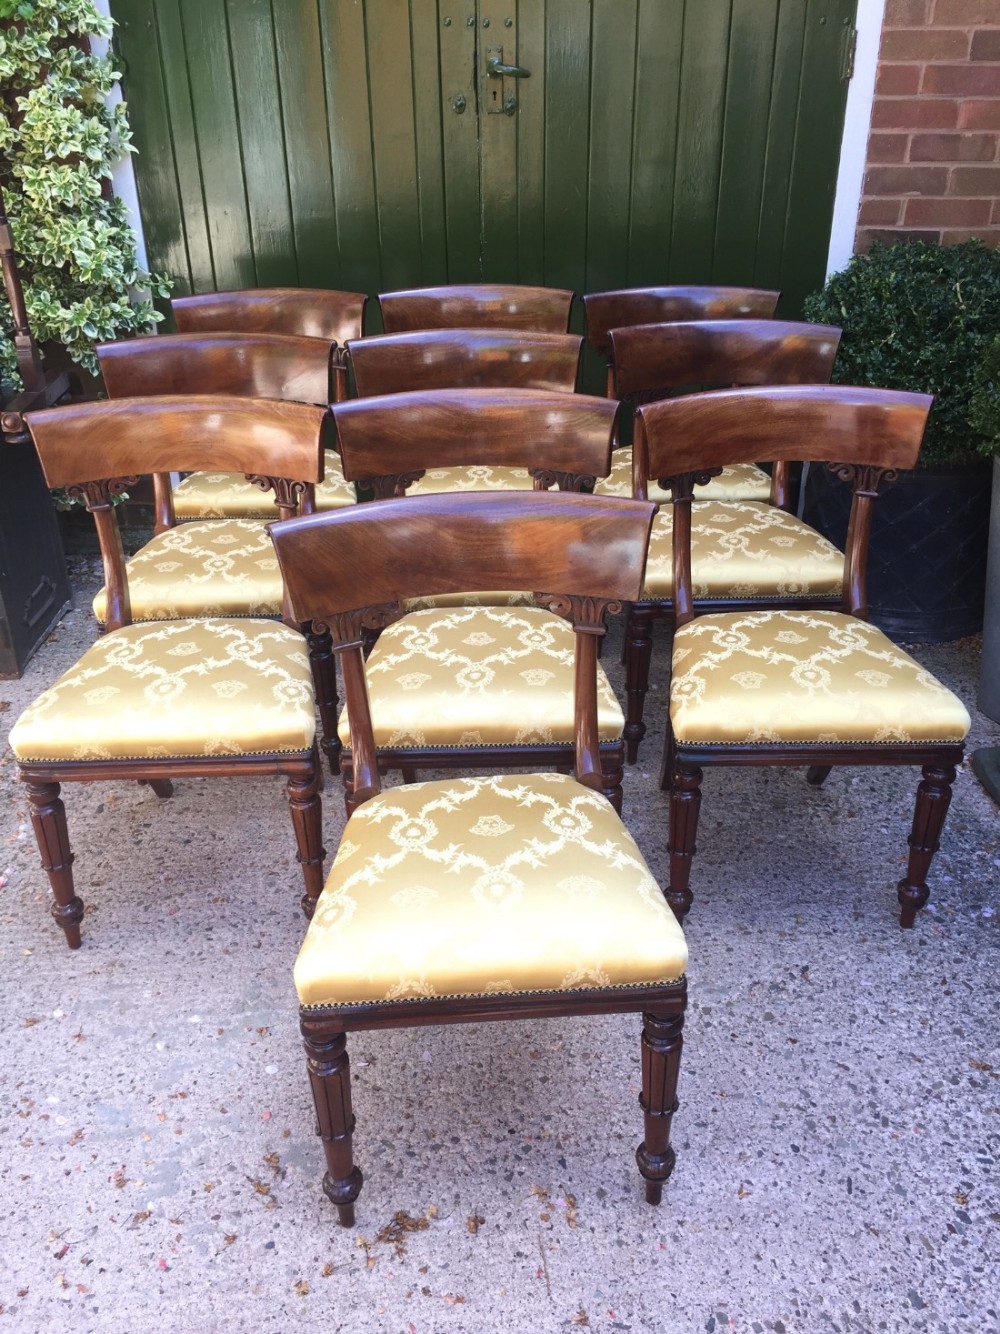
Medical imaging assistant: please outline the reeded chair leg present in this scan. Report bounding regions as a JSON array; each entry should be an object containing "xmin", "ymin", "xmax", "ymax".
[
  {"xmin": 286, "ymin": 754, "xmax": 326, "ymax": 919},
  {"xmin": 805, "ymin": 766, "xmax": 832, "ymax": 787},
  {"xmin": 636, "ymin": 1007, "xmax": 685, "ymax": 1204},
  {"xmin": 667, "ymin": 762, "xmax": 702, "ymax": 922},
  {"xmin": 624, "ymin": 603, "xmax": 656, "ymax": 764},
  {"xmin": 304, "ymin": 1030, "xmax": 363, "ymax": 1227},
  {"xmin": 307, "ymin": 625, "xmax": 341, "ymax": 776},
  {"xmin": 25, "ymin": 781, "xmax": 82, "ymax": 950},
  {"xmin": 897, "ymin": 763, "xmax": 957, "ymax": 928}
]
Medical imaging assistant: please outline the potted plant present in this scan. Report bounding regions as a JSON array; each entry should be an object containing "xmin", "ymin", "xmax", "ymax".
[{"xmin": 802, "ymin": 239, "xmax": 1000, "ymax": 642}]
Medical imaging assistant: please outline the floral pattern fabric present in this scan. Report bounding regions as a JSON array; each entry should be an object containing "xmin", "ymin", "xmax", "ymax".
[
  {"xmin": 593, "ymin": 449, "xmax": 771, "ymax": 503},
  {"xmin": 670, "ymin": 610, "xmax": 972, "ymax": 745},
  {"xmin": 10, "ymin": 619, "xmax": 316, "ymax": 761},
  {"xmin": 294, "ymin": 772, "xmax": 687, "ymax": 1007},
  {"xmin": 172, "ymin": 450, "xmax": 356, "ymax": 519}
]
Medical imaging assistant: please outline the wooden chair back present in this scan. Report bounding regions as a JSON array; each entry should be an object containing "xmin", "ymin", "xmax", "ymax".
[
  {"xmin": 28, "ymin": 396, "xmax": 329, "ymax": 632},
  {"xmin": 98, "ymin": 333, "xmax": 335, "ymax": 405},
  {"xmin": 348, "ymin": 329, "xmax": 582, "ymax": 397},
  {"xmin": 378, "ymin": 284, "xmax": 574, "ymax": 334},
  {"xmin": 609, "ymin": 320, "xmax": 841, "ymax": 400},
  {"xmin": 635, "ymin": 385, "xmax": 933, "ymax": 625},
  {"xmin": 615, "ymin": 320, "xmax": 842, "ymax": 507},
  {"xmin": 172, "ymin": 288, "xmax": 367, "ymax": 403},
  {"xmin": 583, "ymin": 285, "xmax": 780, "ymax": 358},
  {"xmin": 270, "ymin": 490, "xmax": 655, "ymax": 803},
  {"xmin": 331, "ymin": 388, "xmax": 619, "ymax": 497}
]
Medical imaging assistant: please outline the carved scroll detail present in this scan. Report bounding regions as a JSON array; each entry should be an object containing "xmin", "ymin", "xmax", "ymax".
[
  {"xmin": 64, "ymin": 477, "xmax": 139, "ymax": 511},
  {"xmin": 828, "ymin": 462, "xmax": 899, "ymax": 496},
  {"xmin": 530, "ymin": 469, "xmax": 597, "ymax": 493},
  {"xmin": 244, "ymin": 475, "xmax": 310, "ymax": 510},
  {"xmin": 535, "ymin": 593, "xmax": 621, "ymax": 634},
  {"xmin": 316, "ymin": 601, "xmax": 405, "ymax": 650},
  {"xmin": 656, "ymin": 467, "xmax": 723, "ymax": 499},
  {"xmin": 359, "ymin": 472, "xmax": 426, "ymax": 500}
]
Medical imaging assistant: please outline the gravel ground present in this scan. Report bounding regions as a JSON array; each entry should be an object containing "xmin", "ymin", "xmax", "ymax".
[{"xmin": 1, "ymin": 554, "xmax": 998, "ymax": 1334}]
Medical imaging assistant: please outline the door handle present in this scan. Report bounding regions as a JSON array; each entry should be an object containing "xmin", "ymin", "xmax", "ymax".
[{"xmin": 486, "ymin": 54, "xmax": 529, "ymax": 78}]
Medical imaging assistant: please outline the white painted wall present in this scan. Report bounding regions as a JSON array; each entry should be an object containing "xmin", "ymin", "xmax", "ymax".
[
  {"xmin": 93, "ymin": 0, "xmax": 150, "ymax": 274},
  {"xmin": 826, "ymin": 0, "xmax": 887, "ymax": 277}
]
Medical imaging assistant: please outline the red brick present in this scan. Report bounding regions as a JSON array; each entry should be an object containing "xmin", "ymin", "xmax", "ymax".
[
  {"xmin": 865, "ymin": 164, "xmax": 949, "ymax": 194},
  {"xmin": 949, "ymin": 164, "xmax": 1000, "ymax": 192},
  {"xmin": 970, "ymin": 30, "xmax": 1000, "ymax": 61},
  {"xmin": 993, "ymin": 198, "xmax": 1000, "ymax": 222},
  {"xmin": 882, "ymin": 27, "xmax": 971, "ymax": 59},
  {"xmin": 960, "ymin": 100, "xmax": 1000, "ymax": 128},
  {"xmin": 886, "ymin": 0, "xmax": 930, "ymax": 23},
  {"xmin": 870, "ymin": 133, "xmax": 911, "ymax": 162},
  {"xmin": 939, "ymin": 228, "xmax": 1000, "ymax": 245},
  {"xmin": 872, "ymin": 97, "xmax": 960, "ymax": 128},
  {"xmin": 921, "ymin": 64, "xmax": 1000, "ymax": 95},
  {"xmin": 855, "ymin": 228, "xmax": 940, "ymax": 252},
  {"xmin": 909, "ymin": 130, "xmax": 999, "ymax": 160},
  {"xmin": 859, "ymin": 199, "xmax": 906, "ymax": 225},
  {"xmin": 904, "ymin": 195, "xmax": 993, "ymax": 223},
  {"xmin": 933, "ymin": 0, "xmax": 1000, "ymax": 21},
  {"xmin": 877, "ymin": 63, "xmax": 923, "ymax": 95}
]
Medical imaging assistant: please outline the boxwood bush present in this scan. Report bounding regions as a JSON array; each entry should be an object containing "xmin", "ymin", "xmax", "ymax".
[{"xmin": 804, "ymin": 239, "xmax": 1000, "ymax": 468}]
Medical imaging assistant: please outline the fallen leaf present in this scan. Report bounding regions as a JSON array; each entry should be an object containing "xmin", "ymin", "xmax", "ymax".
[
  {"xmin": 158, "ymin": 1258, "xmax": 169, "ymax": 1272},
  {"xmin": 572, "ymin": 1312, "xmax": 591, "ymax": 1327},
  {"xmin": 127, "ymin": 1211, "xmax": 152, "ymax": 1230},
  {"xmin": 294, "ymin": 1280, "xmax": 309, "ymax": 1296},
  {"xmin": 250, "ymin": 1179, "xmax": 271, "ymax": 1196},
  {"xmin": 466, "ymin": 1214, "xmax": 485, "ymax": 1234},
  {"xmin": 66, "ymin": 1128, "xmax": 87, "ymax": 1147},
  {"xmin": 224, "ymin": 1234, "xmax": 237, "ymax": 1247},
  {"xmin": 23, "ymin": 1017, "xmax": 42, "ymax": 1027},
  {"xmin": 75, "ymin": 1285, "xmax": 89, "ymax": 1295},
  {"xmin": 321, "ymin": 1261, "xmax": 334, "ymax": 1278},
  {"xmin": 264, "ymin": 1151, "xmax": 282, "ymax": 1175}
]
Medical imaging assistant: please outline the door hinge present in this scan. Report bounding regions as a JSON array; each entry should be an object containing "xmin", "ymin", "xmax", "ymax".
[{"xmin": 841, "ymin": 26, "xmax": 857, "ymax": 81}]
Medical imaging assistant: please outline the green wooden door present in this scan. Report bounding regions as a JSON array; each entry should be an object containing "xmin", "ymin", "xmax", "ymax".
[{"xmin": 114, "ymin": 0, "xmax": 856, "ymax": 319}]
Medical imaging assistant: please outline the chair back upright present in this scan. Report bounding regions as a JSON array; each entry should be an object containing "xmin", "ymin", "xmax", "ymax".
[
  {"xmin": 172, "ymin": 287, "xmax": 367, "ymax": 403},
  {"xmin": 330, "ymin": 388, "xmax": 619, "ymax": 497},
  {"xmin": 28, "ymin": 396, "xmax": 328, "ymax": 632},
  {"xmin": 378, "ymin": 284, "xmax": 574, "ymax": 334},
  {"xmin": 270, "ymin": 490, "xmax": 655, "ymax": 804},
  {"xmin": 635, "ymin": 385, "xmax": 933, "ymax": 626},
  {"xmin": 98, "ymin": 333, "xmax": 336, "ymax": 532},
  {"xmin": 612, "ymin": 320, "xmax": 843, "ymax": 507},
  {"xmin": 348, "ymin": 329, "xmax": 582, "ymax": 397}
]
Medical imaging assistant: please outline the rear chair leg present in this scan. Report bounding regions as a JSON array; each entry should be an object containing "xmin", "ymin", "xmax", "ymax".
[
  {"xmin": 304, "ymin": 1029, "xmax": 363, "ymax": 1226},
  {"xmin": 307, "ymin": 625, "xmax": 341, "ymax": 777},
  {"xmin": 25, "ymin": 781, "xmax": 82, "ymax": 950},
  {"xmin": 600, "ymin": 745, "xmax": 625, "ymax": 815},
  {"xmin": 286, "ymin": 754, "xmax": 326, "ymax": 919},
  {"xmin": 138, "ymin": 778, "xmax": 174, "ymax": 799},
  {"xmin": 805, "ymin": 766, "xmax": 832, "ymax": 788},
  {"xmin": 623, "ymin": 604, "xmax": 655, "ymax": 764},
  {"xmin": 636, "ymin": 1005, "xmax": 685, "ymax": 1204},
  {"xmin": 897, "ymin": 763, "xmax": 957, "ymax": 928},
  {"xmin": 667, "ymin": 762, "xmax": 702, "ymax": 922}
]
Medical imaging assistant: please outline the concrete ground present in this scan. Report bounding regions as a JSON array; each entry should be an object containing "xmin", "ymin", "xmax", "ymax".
[{"xmin": 1, "ymin": 556, "xmax": 998, "ymax": 1334}]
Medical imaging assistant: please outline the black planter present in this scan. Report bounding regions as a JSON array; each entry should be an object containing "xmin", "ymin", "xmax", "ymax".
[{"xmin": 802, "ymin": 460, "xmax": 992, "ymax": 644}]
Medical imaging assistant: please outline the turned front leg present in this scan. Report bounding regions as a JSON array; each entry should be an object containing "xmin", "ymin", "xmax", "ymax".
[
  {"xmin": 304, "ymin": 1030, "xmax": 363, "ymax": 1226},
  {"xmin": 25, "ymin": 781, "xmax": 82, "ymax": 949},
  {"xmin": 666, "ymin": 763, "xmax": 702, "ymax": 921},
  {"xmin": 286, "ymin": 757, "xmax": 326, "ymax": 919},
  {"xmin": 636, "ymin": 1008, "xmax": 685, "ymax": 1205},
  {"xmin": 897, "ymin": 763, "xmax": 957, "ymax": 928}
]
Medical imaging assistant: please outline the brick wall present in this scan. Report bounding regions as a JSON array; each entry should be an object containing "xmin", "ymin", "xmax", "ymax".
[{"xmin": 857, "ymin": 0, "xmax": 1000, "ymax": 251}]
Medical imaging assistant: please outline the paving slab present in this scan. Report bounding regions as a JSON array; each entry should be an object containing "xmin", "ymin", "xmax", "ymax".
[{"xmin": 1, "ymin": 557, "xmax": 998, "ymax": 1334}]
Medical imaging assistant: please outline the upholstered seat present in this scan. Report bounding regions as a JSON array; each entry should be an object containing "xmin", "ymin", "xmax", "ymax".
[
  {"xmin": 670, "ymin": 610, "xmax": 972, "ymax": 746},
  {"xmin": 337, "ymin": 607, "xmax": 624, "ymax": 749},
  {"xmin": 294, "ymin": 772, "xmax": 687, "ymax": 1007},
  {"xmin": 10, "ymin": 619, "xmax": 316, "ymax": 762},
  {"xmin": 593, "ymin": 450, "xmax": 771, "ymax": 503},
  {"xmin": 641, "ymin": 501, "xmax": 844, "ymax": 602},
  {"xmin": 407, "ymin": 465, "xmax": 536, "ymax": 496},
  {"xmin": 172, "ymin": 450, "xmax": 356, "ymax": 519},
  {"xmin": 93, "ymin": 520, "xmax": 282, "ymax": 623}
]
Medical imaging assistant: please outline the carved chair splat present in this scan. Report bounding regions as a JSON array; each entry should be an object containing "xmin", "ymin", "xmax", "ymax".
[
  {"xmin": 327, "ymin": 388, "xmax": 631, "ymax": 807},
  {"xmin": 603, "ymin": 320, "xmax": 844, "ymax": 764},
  {"xmin": 12, "ymin": 396, "xmax": 330, "ymax": 948},
  {"xmin": 269, "ymin": 490, "xmax": 688, "ymax": 1225},
  {"xmin": 641, "ymin": 384, "xmax": 970, "ymax": 927}
]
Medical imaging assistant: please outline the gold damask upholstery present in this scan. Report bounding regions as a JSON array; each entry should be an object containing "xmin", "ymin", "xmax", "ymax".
[
  {"xmin": 671, "ymin": 610, "xmax": 972, "ymax": 746},
  {"xmin": 294, "ymin": 772, "xmax": 687, "ymax": 1006},
  {"xmin": 641, "ymin": 501, "xmax": 844, "ymax": 602},
  {"xmin": 594, "ymin": 450, "xmax": 771, "ymax": 503},
  {"xmin": 408, "ymin": 465, "xmax": 535, "ymax": 496},
  {"xmin": 93, "ymin": 520, "xmax": 282, "ymax": 624},
  {"xmin": 337, "ymin": 606, "xmax": 623, "ymax": 748},
  {"xmin": 10, "ymin": 619, "xmax": 316, "ymax": 762},
  {"xmin": 172, "ymin": 450, "xmax": 356, "ymax": 519}
]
